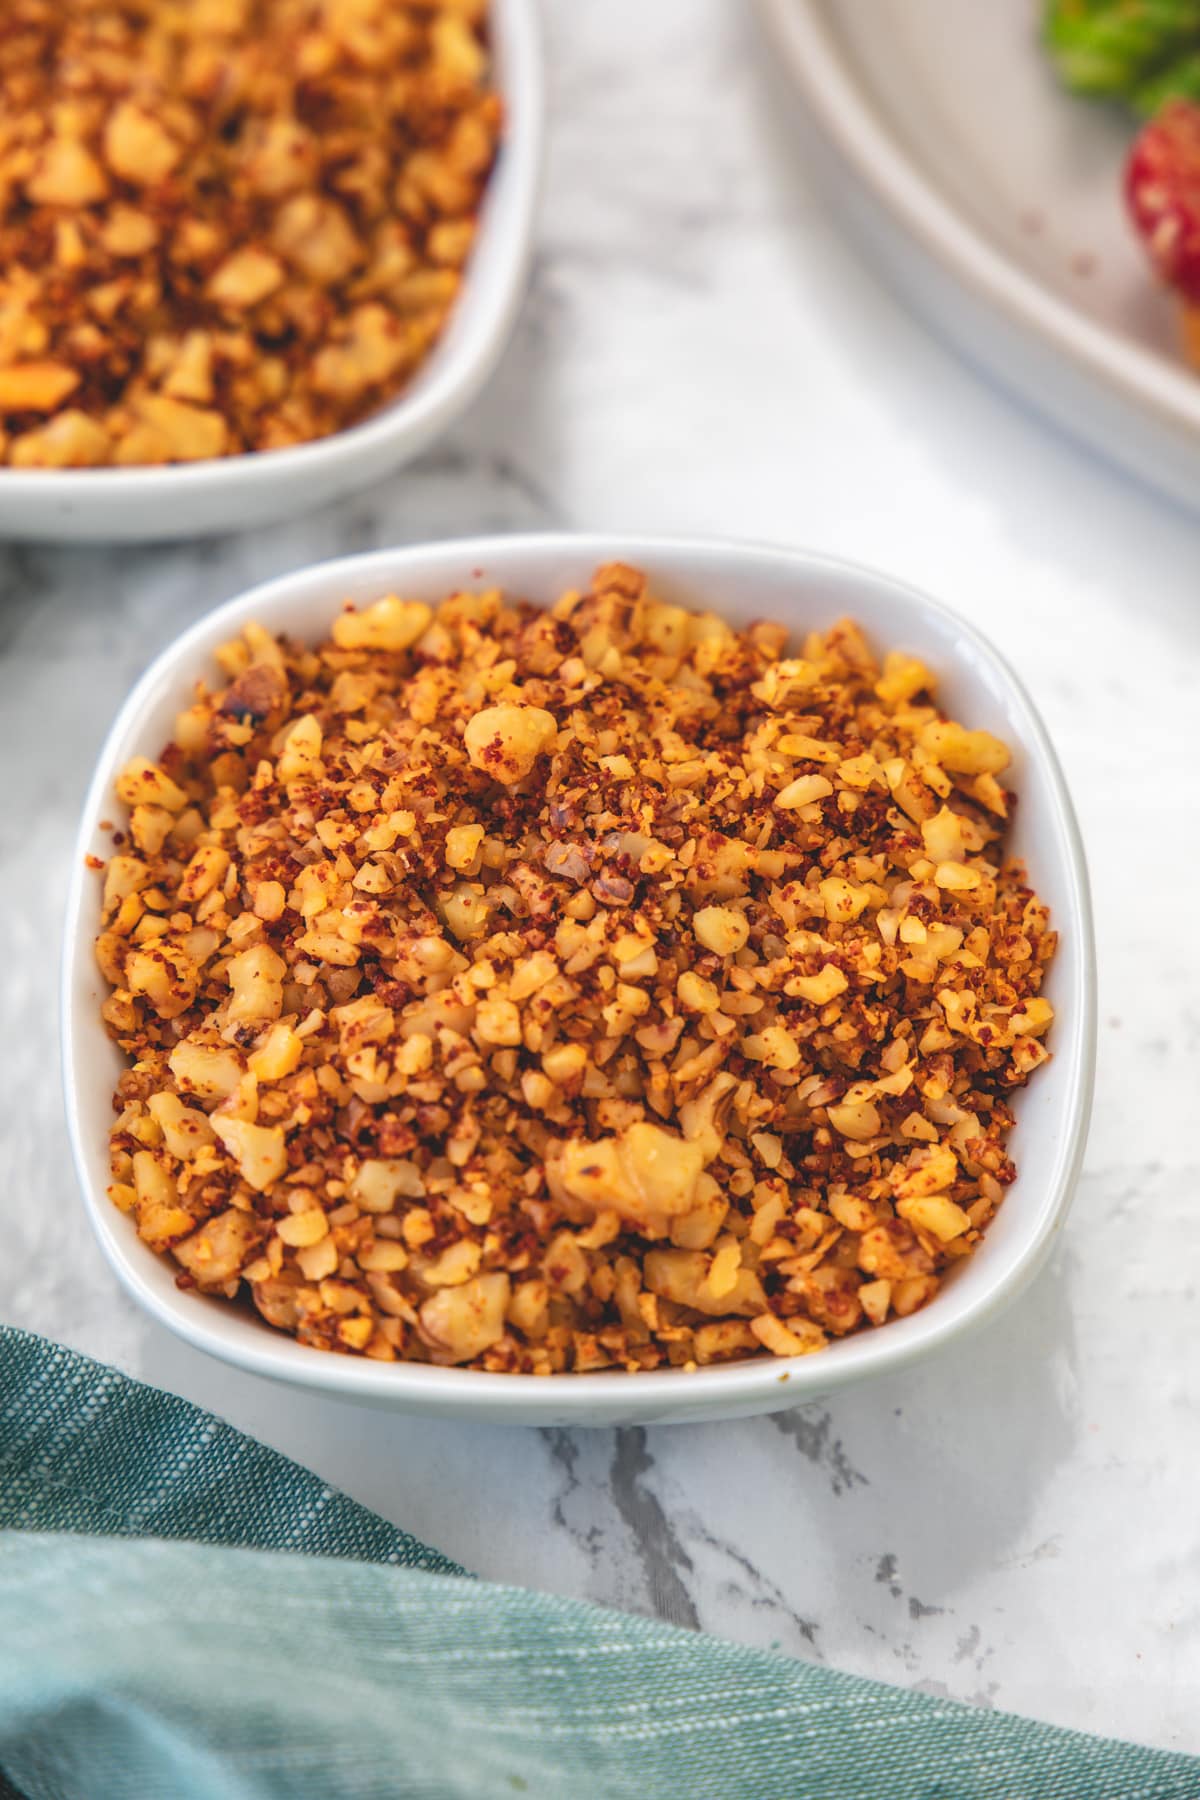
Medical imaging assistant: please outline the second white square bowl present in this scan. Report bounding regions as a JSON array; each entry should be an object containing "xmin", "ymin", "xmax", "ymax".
[
  {"xmin": 0, "ymin": 0, "xmax": 543, "ymax": 544},
  {"xmin": 62, "ymin": 535, "xmax": 1096, "ymax": 1424}
]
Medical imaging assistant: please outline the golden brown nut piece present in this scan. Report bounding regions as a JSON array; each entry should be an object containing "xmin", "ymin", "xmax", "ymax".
[
  {"xmin": 0, "ymin": 0, "xmax": 499, "ymax": 467},
  {"xmin": 96, "ymin": 564, "xmax": 1057, "ymax": 1373}
]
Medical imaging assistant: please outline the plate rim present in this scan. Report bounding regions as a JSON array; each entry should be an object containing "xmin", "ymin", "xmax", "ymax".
[{"xmin": 753, "ymin": 0, "xmax": 1200, "ymax": 458}]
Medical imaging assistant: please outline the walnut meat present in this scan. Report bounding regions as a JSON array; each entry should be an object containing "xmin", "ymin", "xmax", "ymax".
[
  {"xmin": 0, "ymin": 1, "xmax": 500, "ymax": 467},
  {"xmin": 95, "ymin": 565, "xmax": 1057, "ymax": 1373}
]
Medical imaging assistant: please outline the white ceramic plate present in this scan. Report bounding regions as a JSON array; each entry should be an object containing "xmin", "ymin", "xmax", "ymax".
[
  {"xmin": 62, "ymin": 535, "xmax": 1096, "ymax": 1425},
  {"xmin": 756, "ymin": 0, "xmax": 1200, "ymax": 512},
  {"xmin": 0, "ymin": 0, "xmax": 542, "ymax": 544}
]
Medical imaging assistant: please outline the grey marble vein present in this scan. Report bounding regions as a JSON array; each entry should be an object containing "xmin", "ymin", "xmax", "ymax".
[
  {"xmin": 770, "ymin": 1407, "xmax": 869, "ymax": 1498},
  {"xmin": 609, "ymin": 1431, "xmax": 700, "ymax": 1631}
]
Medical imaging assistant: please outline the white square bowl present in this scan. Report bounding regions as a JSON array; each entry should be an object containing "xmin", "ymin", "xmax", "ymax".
[
  {"xmin": 62, "ymin": 535, "xmax": 1096, "ymax": 1424},
  {"xmin": 0, "ymin": 0, "xmax": 542, "ymax": 545}
]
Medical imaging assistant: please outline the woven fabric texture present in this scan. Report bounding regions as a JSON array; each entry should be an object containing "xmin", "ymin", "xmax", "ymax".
[{"xmin": 1, "ymin": 1324, "xmax": 1196, "ymax": 1800}]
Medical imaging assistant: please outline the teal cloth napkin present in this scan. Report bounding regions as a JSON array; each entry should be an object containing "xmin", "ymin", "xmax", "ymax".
[{"xmin": 1, "ymin": 1325, "xmax": 1196, "ymax": 1800}]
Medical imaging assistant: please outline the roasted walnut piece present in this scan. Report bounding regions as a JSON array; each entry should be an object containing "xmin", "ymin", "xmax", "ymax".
[
  {"xmin": 0, "ymin": 0, "xmax": 498, "ymax": 468},
  {"xmin": 95, "ymin": 564, "xmax": 1057, "ymax": 1372}
]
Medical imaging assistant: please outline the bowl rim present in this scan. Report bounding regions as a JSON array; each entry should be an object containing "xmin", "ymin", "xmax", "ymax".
[
  {"xmin": 0, "ymin": 0, "xmax": 543, "ymax": 505},
  {"xmin": 62, "ymin": 533, "xmax": 1097, "ymax": 1420}
]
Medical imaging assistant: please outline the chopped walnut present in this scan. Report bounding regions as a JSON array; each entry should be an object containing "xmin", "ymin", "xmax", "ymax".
[
  {"xmin": 0, "ymin": 1, "xmax": 499, "ymax": 467},
  {"xmin": 95, "ymin": 564, "xmax": 1057, "ymax": 1372}
]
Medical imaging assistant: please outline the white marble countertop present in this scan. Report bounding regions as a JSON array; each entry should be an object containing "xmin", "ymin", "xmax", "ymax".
[{"xmin": 4, "ymin": 0, "xmax": 1199, "ymax": 1761}]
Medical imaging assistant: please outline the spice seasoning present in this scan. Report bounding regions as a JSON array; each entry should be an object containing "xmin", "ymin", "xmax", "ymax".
[
  {"xmin": 0, "ymin": 0, "xmax": 498, "ymax": 467},
  {"xmin": 96, "ymin": 564, "xmax": 1057, "ymax": 1372}
]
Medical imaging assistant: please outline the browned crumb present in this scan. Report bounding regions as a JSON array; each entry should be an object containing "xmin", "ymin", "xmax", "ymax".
[
  {"xmin": 95, "ymin": 563, "xmax": 1057, "ymax": 1372},
  {"xmin": 0, "ymin": 0, "xmax": 499, "ymax": 468}
]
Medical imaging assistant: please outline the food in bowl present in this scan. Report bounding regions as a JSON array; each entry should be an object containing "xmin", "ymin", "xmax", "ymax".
[
  {"xmin": 0, "ymin": 0, "xmax": 499, "ymax": 469},
  {"xmin": 92, "ymin": 562, "xmax": 1057, "ymax": 1373}
]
